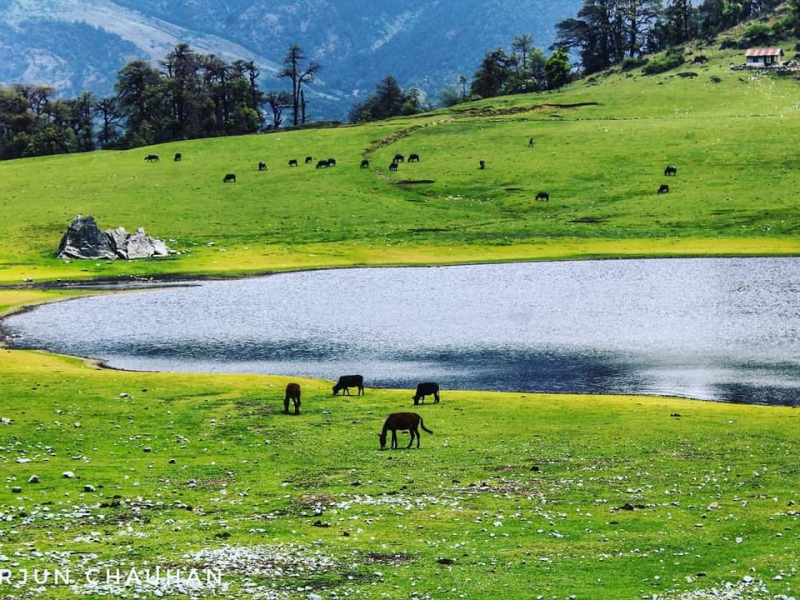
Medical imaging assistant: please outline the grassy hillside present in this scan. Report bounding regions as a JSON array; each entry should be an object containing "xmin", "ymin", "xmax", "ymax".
[
  {"xmin": 1, "ymin": 40, "xmax": 800, "ymax": 284},
  {"xmin": 1, "ymin": 347, "xmax": 800, "ymax": 600}
]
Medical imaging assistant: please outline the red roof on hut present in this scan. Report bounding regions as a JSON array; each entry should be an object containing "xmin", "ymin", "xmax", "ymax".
[{"xmin": 745, "ymin": 48, "xmax": 784, "ymax": 57}]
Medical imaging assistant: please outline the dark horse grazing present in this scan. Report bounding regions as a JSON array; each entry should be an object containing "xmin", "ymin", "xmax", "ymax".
[
  {"xmin": 379, "ymin": 413, "xmax": 433, "ymax": 449},
  {"xmin": 284, "ymin": 383, "xmax": 301, "ymax": 415},
  {"xmin": 408, "ymin": 154, "xmax": 420, "ymax": 163},
  {"xmin": 389, "ymin": 162, "xmax": 399, "ymax": 172},
  {"xmin": 316, "ymin": 160, "xmax": 328, "ymax": 169},
  {"xmin": 536, "ymin": 191, "xmax": 550, "ymax": 202},
  {"xmin": 361, "ymin": 159, "xmax": 370, "ymax": 169},
  {"xmin": 480, "ymin": 160, "xmax": 486, "ymax": 170},
  {"xmin": 259, "ymin": 162, "xmax": 268, "ymax": 171},
  {"xmin": 413, "ymin": 382, "xmax": 440, "ymax": 405},
  {"xmin": 665, "ymin": 165, "xmax": 678, "ymax": 176},
  {"xmin": 145, "ymin": 154, "xmax": 159, "ymax": 162},
  {"xmin": 305, "ymin": 156, "xmax": 313, "ymax": 164},
  {"xmin": 174, "ymin": 153, "xmax": 182, "ymax": 162},
  {"xmin": 327, "ymin": 158, "xmax": 337, "ymax": 167},
  {"xmin": 393, "ymin": 154, "xmax": 405, "ymax": 163},
  {"xmin": 333, "ymin": 375, "xmax": 364, "ymax": 396},
  {"xmin": 223, "ymin": 173, "xmax": 237, "ymax": 183},
  {"xmin": 289, "ymin": 159, "xmax": 299, "ymax": 167},
  {"xmin": 658, "ymin": 184, "xmax": 670, "ymax": 194}
]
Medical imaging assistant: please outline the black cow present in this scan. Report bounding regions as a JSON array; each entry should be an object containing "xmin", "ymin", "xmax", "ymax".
[
  {"xmin": 259, "ymin": 162, "xmax": 268, "ymax": 172},
  {"xmin": 305, "ymin": 156, "xmax": 313, "ymax": 164},
  {"xmin": 479, "ymin": 160, "xmax": 486, "ymax": 170},
  {"xmin": 333, "ymin": 375, "xmax": 364, "ymax": 396},
  {"xmin": 413, "ymin": 382, "xmax": 440, "ymax": 405},
  {"xmin": 658, "ymin": 184, "xmax": 670, "ymax": 194},
  {"xmin": 389, "ymin": 162, "xmax": 399, "ymax": 172},
  {"xmin": 145, "ymin": 154, "xmax": 159, "ymax": 162},
  {"xmin": 536, "ymin": 191, "xmax": 550, "ymax": 202},
  {"xmin": 408, "ymin": 154, "xmax": 420, "ymax": 163},
  {"xmin": 665, "ymin": 165, "xmax": 678, "ymax": 176},
  {"xmin": 327, "ymin": 158, "xmax": 337, "ymax": 167},
  {"xmin": 360, "ymin": 159, "xmax": 370, "ymax": 169},
  {"xmin": 174, "ymin": 153, "xmax": 182, "ymax": 162},
  {"xmin": 316, "ymin": 160, "xmax": 328, "ymax": 169},
  {"xmin": 289, "ymin": 159, "xmax": 299, "ymax": 167},
  {"xmin": 223, "ymin": 173, "xmax": 237, "ymax": 183}
]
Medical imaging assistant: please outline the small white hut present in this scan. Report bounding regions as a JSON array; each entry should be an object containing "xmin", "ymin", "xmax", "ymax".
[{"xmin": 745, "ymin": 48, "xmax": 784, "ymax": 67}]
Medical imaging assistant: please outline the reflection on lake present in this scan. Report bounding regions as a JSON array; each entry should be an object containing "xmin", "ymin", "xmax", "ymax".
[{"xmin": 4, "ymin": 258, "xmax": 800, "ymax": 405}]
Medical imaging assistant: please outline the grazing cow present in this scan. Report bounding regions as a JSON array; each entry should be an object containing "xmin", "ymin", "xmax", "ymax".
[
  {"xmin": 536, "ymin": 191, "xmax": 550, "ymax": 202},
  {"xmin": 316, "ymin": 160, "xmax": 328, "ymax": 169},
  {"xmin": 327, "ymin": 158, "xmax": 337, "ymax": 167},
  {"xmin": 174, "ymin": 153, "xmax": 182, "ymax": 162},
  {"xmin": 289, "ymin": 159, "xmax": 299, "ymax": 167},
  {"xmin": 479, "ymin": 160, "xmax": 486, "ymax": 170},
  {"xmin": 393, "ymin": 154, "xmax": 405, "ymax": 163},
  {"xmin": 333, "ymin": 375, "xmax": 364, "ymax": 396},
  {"xmin": 378, "ymin": 413, "xmax": 433, "ymax": 449},
  {"xmin": 413, "ymin": 382, "xmax": 440, "ymax": 405},
  {"xmin": 360, "ymin": 159, "xmax": 370, "ymax": 169},
  {"xmin": 145, "ymin": 154, "xmax": 159, "ymax": 162},
  {"xmin": 259, "ymin": 162, "xmax": 268, "ymax": 171},
  {"xmin": 284, "ymin": 383, "xmax": 301, "ymax": 415},
  {"xmin": 305, "ymin": 156, "xmax": 313, "ymax": 164},
  {"xmin": 389, "ymin": 162, "xmax": 399, "ymax": 172},
  {"xmin": 223, "ymin": 173, "xmax": 237, "ymax": 183},
  {"xmin": 658, "ymin": 184, "xmax": 670, "ymax": 194},
  {"xmin": 408, "ymin": 154, "xmax": 420, "ymax": 163},
  {"xmin": 665, "ymin": 165, "xmax": 678, "ymax": 176}
]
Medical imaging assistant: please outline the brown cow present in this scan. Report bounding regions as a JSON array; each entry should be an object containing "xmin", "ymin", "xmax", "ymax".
[
  {"xmin": 284, "ymin": 383, "xmax": 301, "ymax": 415},
  {"xmin": 378, "ymin": 413, "xmax": 433, "ymax": 449}
]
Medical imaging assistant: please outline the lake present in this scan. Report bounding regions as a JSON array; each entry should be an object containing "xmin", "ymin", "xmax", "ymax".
[{"xmin": 4, "ymin": 258, "xmax": 800, "ymax": 405}]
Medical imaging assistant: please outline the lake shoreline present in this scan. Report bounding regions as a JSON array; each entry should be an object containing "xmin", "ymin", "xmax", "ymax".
[{"xmin": 5, "ymin": 256, "xmax": 797, "ymax": 408}]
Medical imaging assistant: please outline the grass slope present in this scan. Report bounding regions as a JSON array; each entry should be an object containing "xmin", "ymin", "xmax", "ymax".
[
  {"xmin": 1, "ymin": 349, "xmax": 800, "ymax": 600},
  {"xmin": 1, "ymin": 42, "xmax": 800, "ymax": 284}
]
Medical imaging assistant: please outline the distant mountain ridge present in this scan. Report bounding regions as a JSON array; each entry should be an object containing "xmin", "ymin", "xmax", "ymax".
[{"xmin": 0, "ymin": 0, "xmax": 581, "ymax": 118}]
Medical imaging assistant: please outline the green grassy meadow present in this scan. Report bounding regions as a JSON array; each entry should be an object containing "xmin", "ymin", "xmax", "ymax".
[
  {"xmin": 1, "ymin": 34, "xmax": 800, "ymax": 600},
  {"xmin": 1, "ymin": 43, "xmax": 800, "ymax": 284}
]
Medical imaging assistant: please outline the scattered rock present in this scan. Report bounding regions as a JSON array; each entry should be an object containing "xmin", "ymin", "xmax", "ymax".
[
  {"xmin": 28, "ymin": 475, "xmax": 40, "ymax": 484},
  {"xmin": 83, "ymin": 485, "xmax": 96, "ymax": 493},
  {"xmin": 437, "ymin": 558, "xmax": 455, "ymax": 565},
  {"xmin": 62, "ymin": 471, "xmax": 75, "ymax": 479},
  {"xmin": 11, "ymin": 487, "xmax": 22, "ymax": 494}
]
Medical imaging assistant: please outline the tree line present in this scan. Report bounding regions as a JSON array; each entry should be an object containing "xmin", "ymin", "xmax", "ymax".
[
  {"xmin": 349, "ymin": 34, "xmax": 572, "ymax": 123},
  {"xmin": 0, "ymin": 42, "xmax": 321, "ymax": 161},
  {"xmin": 554, "ymin": 0, "xmax": 793, "ymax": 76}
]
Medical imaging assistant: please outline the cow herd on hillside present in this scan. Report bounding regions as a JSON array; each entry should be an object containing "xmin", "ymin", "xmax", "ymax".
[{"xmin": 145, "ymin": 142, "xmax": 680, "ymax": 201}]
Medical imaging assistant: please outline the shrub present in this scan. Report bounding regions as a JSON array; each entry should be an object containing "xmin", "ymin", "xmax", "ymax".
[
  {"xmin": 643, "ymin": 48, "xmax": 686, "ymax": 75},
  {"xmin": 741, "ymin": 24, "xmax": 773, "ymax": 47},
  {"xmin": 720, "ymin": 39, "xmax": 738, "ymax": 50},
  {"xmin": 710, "ymin": 75, "xmax": 723, "ymax": 84},
  {"xmin": 621, "ymin": 56, "xmax": 649, "ymax": 71}
]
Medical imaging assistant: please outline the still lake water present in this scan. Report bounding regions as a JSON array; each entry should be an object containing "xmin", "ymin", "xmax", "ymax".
[{"xmin": 4, "ymin": 259, "xmax": 800, "ymax": 405}]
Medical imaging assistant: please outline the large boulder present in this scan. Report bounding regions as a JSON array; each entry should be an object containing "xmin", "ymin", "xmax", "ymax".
[
  {"xmin": 56, "ymin": 215, "xmax": 117, "ymax": 260},
  {"xmin": 57, "ymin": 217, "xmax": 171, "ymax": 260}
]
